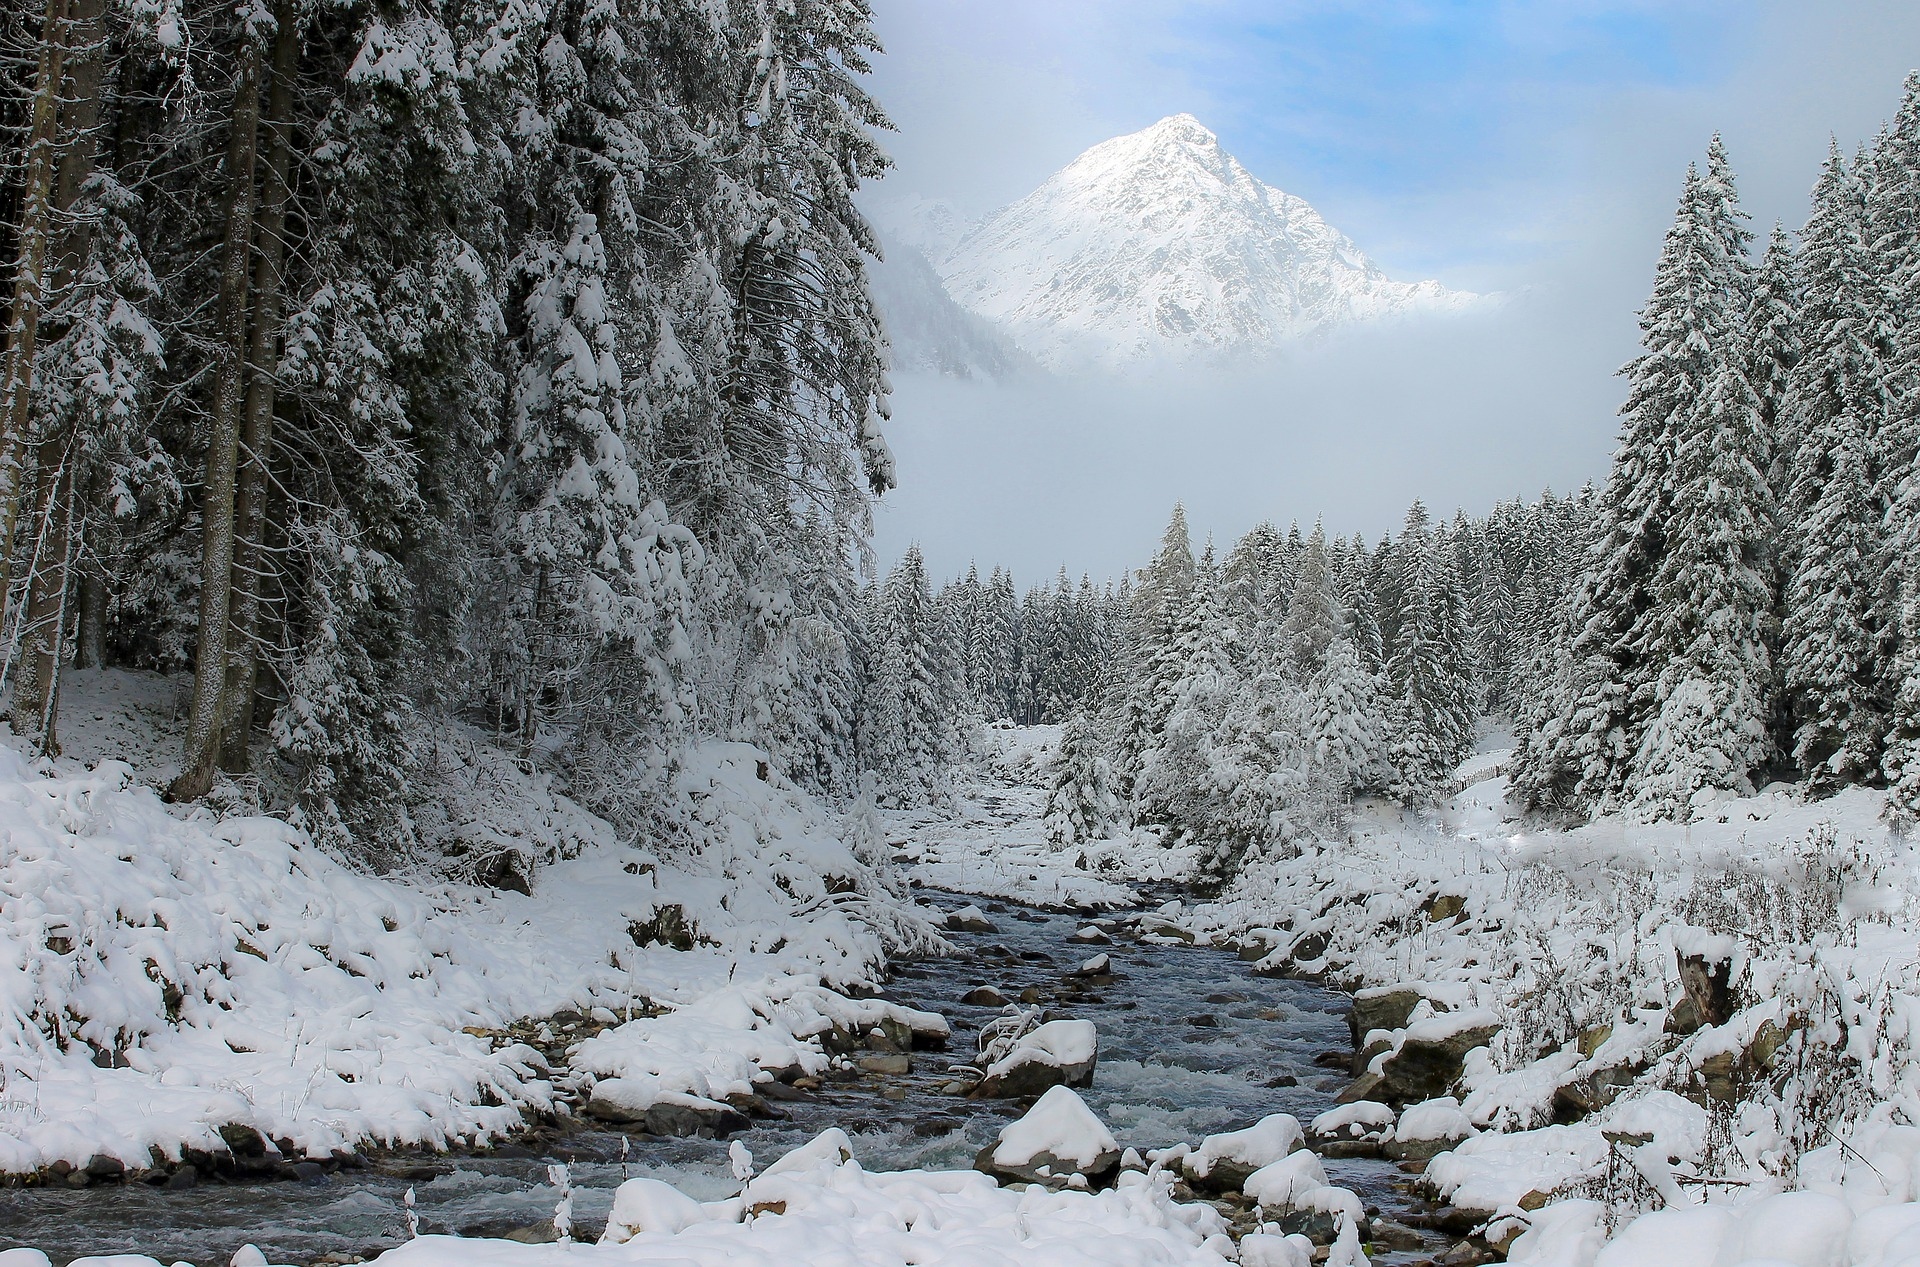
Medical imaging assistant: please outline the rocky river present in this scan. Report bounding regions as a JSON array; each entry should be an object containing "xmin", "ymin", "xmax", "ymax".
[{"xmin": 0, "ymin": 890, "xmax": 1453, "ymax": 1265}]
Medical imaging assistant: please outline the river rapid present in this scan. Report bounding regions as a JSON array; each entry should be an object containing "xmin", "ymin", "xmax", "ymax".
[{"xmin": 1, "ymin": 889, "xmax": 1446, "ymax": 1265}]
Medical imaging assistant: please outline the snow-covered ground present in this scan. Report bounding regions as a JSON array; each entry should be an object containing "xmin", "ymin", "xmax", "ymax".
[
  {"xmin": 1183, "ymin": 743, "xmax": 1920, "ymax": 1266},
  {"xmin": 0, "ymin": 717, "xmax": 942, "ymax": 1179},
  {"xmin": 888, "ymin": 727, "xmax": 1195, "ymax": 910},
  {"xmin": 19, "ymin": 714, "xmax": 1920, "ymax": 1266}
]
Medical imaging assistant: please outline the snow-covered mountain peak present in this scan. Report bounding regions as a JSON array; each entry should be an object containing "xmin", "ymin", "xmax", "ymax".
[{"xmin": 937, "ymin": 116, "xmax": 1483, "ymax": 368}]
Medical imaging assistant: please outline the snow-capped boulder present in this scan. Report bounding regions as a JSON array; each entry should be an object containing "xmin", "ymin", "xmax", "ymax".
[
  {"xmin": 1244, "ymin": 1152, "xmax": 1366, "ymax": 1244},
  {"xmin": 975, "ymin": 1085, "xmax": 1121, "ymax": 1188},
  {"xmin": 584, "ymin": 1083, "xmax": 750, "ymax": 1137},
  {"xmin": 1244, "ymin": 1149, "xmax": 1327, "ymax": 1210},
  {"xmin": 758, "ymin": 1128, "xmax": 856, "ymax": 1179},
  {"xmin": 1068, "ymin": 952, "xmax": 1111, "ymax": 978},
  {"xmin": 1180, "ymin": 1114, "xmax": 1305, "ymax": 1193},
  {"xmin": 945, "ymin": 906, "xmax": 997, "ymax": 933},
  {"xmin": 1309, "ymin": 1100, "xmax": 1395, "ymax": 1158},
  {"xmin": 600, "ymin": 1177, "xmax": 712, "ymax": 1243},
  {"xmin": 1341, "ymin": 1009, "xmax": 1501, "ymax": 1105},
  {"xmin": 1238, "ymin": 1232, "xmax": 1316, "ymax": 1267},
  {"xmin": 1384, "ymin": 1096, "xmax": 1478, "ymax": 1161},
  {"xmin": 1348, "ymin": 985, "xmax": 1424, "ymax": 1050},
  {"xmin": 973, "ymin": 1019, "xmax": 1098, "ymax": 1098},
  {"xmin": 1068, "ymin": 925, "xmax": 1110, "ymax": 944}
]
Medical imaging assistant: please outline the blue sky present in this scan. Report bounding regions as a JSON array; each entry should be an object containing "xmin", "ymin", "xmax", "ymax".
[{"xmin": 864, "ymin": 1, "xmax": 1920, "ymax": 584}]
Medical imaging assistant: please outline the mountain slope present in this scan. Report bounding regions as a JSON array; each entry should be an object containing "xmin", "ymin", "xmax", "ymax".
[
  {"xmin": 939, "ymin": 114, "xmax": 1480, "ymax": 368},
  {"xmin": 868, "ymin": 229, "xmax": 1032, "ymax": 380}
]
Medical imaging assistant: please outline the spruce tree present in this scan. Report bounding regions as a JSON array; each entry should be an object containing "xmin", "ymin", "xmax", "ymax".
[
  {"xmin": 1044, "ymin": 714, "xmax": 1121, "ymax": 848},
  {"xmin": 1781, "ymin": 144, "xmax": 1891, "ymax": 791}
]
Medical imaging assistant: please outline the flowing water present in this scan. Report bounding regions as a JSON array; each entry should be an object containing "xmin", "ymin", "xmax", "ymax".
[{"xmin": 0, "ymin": 890, "xmax": 1446, "ymax": 1264}]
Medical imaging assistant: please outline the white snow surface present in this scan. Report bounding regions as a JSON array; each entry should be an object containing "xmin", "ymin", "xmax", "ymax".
[
  {"xmin": 0, "ymin": 734, "xmax": 940, "ymax": 1174},
  {"xmin": 937, "ymin": 114, "xmax": 1483, "ymax": 368},
  {"xmin": 1184, "ymin": 746, "xmax": 1920, "ymax": 1265},
  {"xmin": 991, "ymin": 1085, "xmax": 1120, "ymax": 1170}
]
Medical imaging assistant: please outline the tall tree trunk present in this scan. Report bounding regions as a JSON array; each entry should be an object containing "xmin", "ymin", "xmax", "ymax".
[
  {"xmin": 0, "ymin": 0, "xmax": 74, "ymax": 589},
  {"xmin": 10, "ymin": 456, "xmax": 75, "ymax": 752},
  {"xmin": 169, "ymin": 38, "xmax": 263, "ymax": 802},
  {"xmin": 73, "ymin": 563, "xmax": 106, "ymax": 669},
  {"xmin": 10, "ymin": 0, "xmax": 106, "ymax": 754},
  {"xmin": 220, "ymin": 0, "xmax": 298, "ymax": 773}
]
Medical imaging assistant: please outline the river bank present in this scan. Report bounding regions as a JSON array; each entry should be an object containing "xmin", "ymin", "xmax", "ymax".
[{"xmin": 5, "ymin": 876, "xmax": 1462, "ymax": 1265}]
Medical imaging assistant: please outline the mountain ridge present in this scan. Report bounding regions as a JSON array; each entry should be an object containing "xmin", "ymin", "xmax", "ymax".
[{"xmin": 926, "ymin": 114, "xmax": 1481, "ymax": 369}]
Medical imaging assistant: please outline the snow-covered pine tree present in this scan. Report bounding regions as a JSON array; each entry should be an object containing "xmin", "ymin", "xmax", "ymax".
[
  {"xmin": 1513, "ymin": 148, "xmax": 1757, "ymax": 817},
  {"xmin": 1043, "ymin": 713, "xmax": 1121, "ymax": 848},
  {"xmin": 1871, "ymin": 75, "xmax": 1920, "ymax": 819},
  {"xmin": 1308, "ymin": 635, "xmax": 1389, "ymax": 795},
  {"xmin": 1384, "ymin": 502, "xmax": 1475, "ymax": 803},
  {"xmin": 1114, "ymin": 504, "xmax": 1197, "ymax": 794},
  {"xmin": 1133, "ymin": 548, "xmax": 1239, "ymax": 854},
  {"xmin": 1622, "ymin": 140, "xmax": 1775, "ymax": 817},
  {"xmin": 860, "ymin": 546, "xmax": 953, "ymax": 804},
  {"xmin": 1277, "ymin": 521, "xmax": 1340, "ymax": 681},
  {"xmin": 1781, "ymin": 143, "xmax": 1892, "ymax": 792}
]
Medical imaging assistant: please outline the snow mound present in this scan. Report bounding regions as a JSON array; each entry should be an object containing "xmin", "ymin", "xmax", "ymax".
[{"xmin": 991, "ymin": 1085, "xmax": 1120, "ymax": 1171}]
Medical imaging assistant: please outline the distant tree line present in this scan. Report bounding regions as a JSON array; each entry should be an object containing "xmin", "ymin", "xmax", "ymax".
[{"xmin": 858, "ymin": 490, "xmax": 1596, "ymax": 865}]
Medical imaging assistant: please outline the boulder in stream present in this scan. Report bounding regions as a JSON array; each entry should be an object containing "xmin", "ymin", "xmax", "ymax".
[
  {"xmin": 973, "ymin": 1018, "xmax": 1098, "ymax": 1098},
  {"xmin": 975, "ymin": 1085, "xmax": 1120, "ymax": 1188},
  {"xmin": 946, "ymin": 906, "xmax": 998, "ymax": 934},
  {"xmin": 1383, "ymin": 1096, "xmax": 1478, "ymax": 1161},
  {"xmin": 584, "ymin": 1082, "xmax": 750, "ymax": 1137},
  {"xmin": 1177, "ymin": 1113, "xmax": 1305, "ymax": 1193}
]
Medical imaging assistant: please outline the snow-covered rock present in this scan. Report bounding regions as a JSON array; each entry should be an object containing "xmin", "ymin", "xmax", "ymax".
[
  {"xmin": 945, "ymin": 905, "xmax": 997, "ymax": 933},
  {"xmin": 1243, "ymin": 1150, "xmax": 1327, "ymax": 1211},
  {"xmin": 974, "ymin": 1018, "xmax": 1099, "ymax": 1098},
  {"xmin": 600, "ymin": 1177, "xmax": 714, "ymax": 1243},
  {"xmin": 1384, "ymin": 1096, "xmax": 1478, "ymax": 1161},
  {"xmin": 1178, "ymin": 1113, "xmax": 1305, "ymax": 1193},
  {"xmin": 976, "ymin": 1084, "xmax": 1122, "ymax": 1188},
  {"xmin": 937, "ymin": 114, "xmax": 1482, "ymax": 368}
]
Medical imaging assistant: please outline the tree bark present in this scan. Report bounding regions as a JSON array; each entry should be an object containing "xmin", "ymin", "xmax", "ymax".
[
  {"xmin": 170, "ymin": 37, "xmax": 263, "ymax": 801},
  {"xmin": 0, "ymin": 0, "xmax": 74, "ymax": 589},
  {"xmin": 73, "ymin": 561, "xmax": 106, "ymax": 669},
  {"xmin": 220, "ymin": 0, "xmax": 299, "ymax": 773},
  {"xmin": 10, "ymin": 0, "xmax": 106, "ymax": 754}
]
